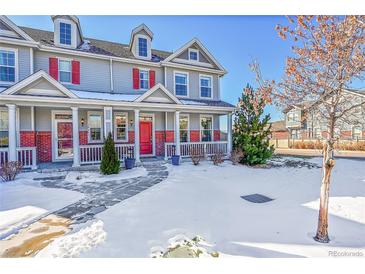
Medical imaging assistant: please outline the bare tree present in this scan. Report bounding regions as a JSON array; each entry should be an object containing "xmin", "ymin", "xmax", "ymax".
[{"xmin": 273, "ymin": 16, "xmax": 365, "ymax": 242}]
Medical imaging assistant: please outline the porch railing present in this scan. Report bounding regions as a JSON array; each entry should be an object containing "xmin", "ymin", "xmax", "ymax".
[
  {"xmin": 80, "ymin": 143, "xmax": 134, "ymax": 164},
  {"xmin": 0, "ymin": 147, "xmax": 37, "ymax": 169},
  {"xmin": 164, "ymin": 141, "xmax": 229, "ymax": 159}
]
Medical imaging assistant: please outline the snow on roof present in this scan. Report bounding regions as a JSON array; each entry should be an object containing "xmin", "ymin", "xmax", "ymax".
[
  {"xmin": 180, "ymin": 99, "xmax": 206, "ymax": 106},
  {"xmin": 0, "ymin": 87, "xmax": 7, "ymax": 93},
  {"xmin": 70, "ymin": 90, "xmax": 139, "ymax": 102}
]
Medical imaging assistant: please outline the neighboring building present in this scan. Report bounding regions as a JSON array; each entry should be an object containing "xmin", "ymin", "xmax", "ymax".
[
  {"xmin": 270, "ymin": 120, "xmax": 289, "ymax": 139},
  {"xmin": 0, "ymin": 16, "xmax": 235, "ymax": 169},
  {"xmin": 284, "ymin": 89, "xmax": 365, "ymax": 140}
]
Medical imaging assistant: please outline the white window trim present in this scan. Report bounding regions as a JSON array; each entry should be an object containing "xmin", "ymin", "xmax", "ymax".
[
  {"xmin": 59, "ymin": 21, "xmax": 72, "ymax": 46},
  {"xmin": 0, "ymin": 107, "xmax": 9, "ymax": 148},
  {"xmin": 139, "ymin": 68, "xmax": 150, "ymax": 91},
  {"xmin": 113, "ymin": 111, "xmax": 129, "ymax": 142},
  {"xmin": 173, "ymin": 70, "xmax": 189, "ymax": 98},
  {"xmin": 199, "ymin": 114, "xmax": 214, "ymax": 142},
  {"xmin": 188, "ymin": 48, "xmax": 199, "ymax": 62},
  {"xmin": 0, "ymin": 46, "xmax": 18, "ymax": 85},
  {"xmin": 179, "ymin": 114, "xmax": 190, "ymax": 143},
  {"xmin": 135, "ymin": 34, "xmax": 151, "ymax": 60},
  {"xmin": 199, "ymin": 74, "xmax": 214, "ymax": 99},
  {"xmin": 87, "ymin": 111, "xmax": 104, "ymax": 143},
  {"xmin": 352, "ymin": 125, "xmax": 362, "ymax": 138},
  {"xmin": 58, "ymin": 58, "xmax": 72, "ymax": 84}
]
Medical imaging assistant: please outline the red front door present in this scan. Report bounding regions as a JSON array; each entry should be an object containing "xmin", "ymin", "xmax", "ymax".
[{"xmin": 140, "ymin": 121, "xmax": 152, "ymax": 154}]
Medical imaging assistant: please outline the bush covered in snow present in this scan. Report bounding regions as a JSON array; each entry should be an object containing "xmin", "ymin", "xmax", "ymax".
[{"xmin": 0, "ymin": 161, "xmax": 23, "ymax": 182}]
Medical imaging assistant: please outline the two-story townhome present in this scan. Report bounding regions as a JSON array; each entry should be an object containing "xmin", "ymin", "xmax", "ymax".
[
  {"xmin": 0, "ymin": 15, "xmax": 235, "ymax": 169},
  {"xmin": 284, "ymin": 89, "xmax": 365, "ymax": 140}
]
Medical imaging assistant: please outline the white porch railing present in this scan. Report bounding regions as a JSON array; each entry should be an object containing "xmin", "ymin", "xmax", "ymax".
[
  {"xmin": 0, "ymin": 147, "xmax": 37, "ymax": 169},
  {"xmin": 164, "ymin": 141, "xmax": 228, "ymax": 159},
  {"xmin": 80, "ymin": 143, "xmax": 135, "ymax": 165}
]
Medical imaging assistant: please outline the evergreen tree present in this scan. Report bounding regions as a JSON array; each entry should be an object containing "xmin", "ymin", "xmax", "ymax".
[
  {"xmin": 100, "ymin": 132, "xmax": 120, "ymax": 175},
  {"xmin": 233, "ymin": 84, "xmax": 274, "ymax": 165}
]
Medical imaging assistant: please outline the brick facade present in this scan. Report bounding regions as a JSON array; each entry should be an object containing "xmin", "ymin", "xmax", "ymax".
[
  {"xmin": 271, "ymin": 131, "xmax": 289, "ymax": 139},
  {"xmin": 79, "ymin": 131, "xmax": 88, "ymax": 145},
  {"xmin": 155, "ymin": 131, "xmax": 165, "ymax": 156},
  {"xmin": 36, "ymin": 131, "xmax": 52, "ymax": 163},
  {"xmin": 214, "ymin": 130, "xmax": 220, "ymax": 141},
  {"xmin": 20, "ymin": 131, "xmax": 36, "ymax": 147},
  {"xmin": 165, "ymin": 130, "xmax": 174, "ymax": 142},
  {"xmin": 340, "ymin": 130, "xmax": 352, "ymax": 138},
  {"xmin": 190, "ymin": 130, "xmax": 200, "ymax": 142}
]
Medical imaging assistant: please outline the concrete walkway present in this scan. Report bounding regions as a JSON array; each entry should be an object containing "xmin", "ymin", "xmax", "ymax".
[
  {"xmin": 39, "ymin": 163, "xmax": 168, "ymax": 224},
  {"xmin": 274, "ymin": 148, "xmax": 365, "ymax": 159}
]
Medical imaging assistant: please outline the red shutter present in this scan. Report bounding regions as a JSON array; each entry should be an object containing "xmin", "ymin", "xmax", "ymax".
[
  {"xmin": 72, "ymin": 60, "xmax": 80, "ymax": 85},
  {"xmin": 133, "ymin": 68, "xmax": 140, "ymax": 89},
  {"xmin": 49, "ymin": 57, "xmax": 58, "ymax": 80},
  {"xmin": 149, "ymin": 70, "xmax": 155, "ymax": 88}
]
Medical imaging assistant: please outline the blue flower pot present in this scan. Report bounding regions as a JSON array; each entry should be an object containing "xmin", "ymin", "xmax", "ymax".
[
  {"xmin": 125, "ymin": 158, "xmax": 135, "ymax": 169},
  {"xmin": 171, "ymin": 155, "xmax": 180, "ymax": 166}
]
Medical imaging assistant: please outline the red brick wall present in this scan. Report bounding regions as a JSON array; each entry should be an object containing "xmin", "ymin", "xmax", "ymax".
[
  {"xmin": 36, "ymin": 131, "xmax": 52, "ymax": 163},
  {"xmin": 214, "ymin": 130, "xmax": 220, "ymax": 141},
  {"xmin": 190, "ymin": 130, "xmax": 200, "ymax": 142},
  {"xmin": 20, "ymin": 131, "xmax": 36, "ymax": 147},
  {"xmin": 166, "ymin": 130, "xmax": 174, "ymax": 142},
  {"xmin": 128, "ymin": 131, "xmax": 135, "ymax": 144},
  {"xmin": 340, "ymin": 130, "xmax": 352, "ymax": 138},
  {"xmin": 271, "ymin": 131, "xmax": 289, "ymax": 139},
  {"xmin": 155, "ymin": 131, "xmax": 165, "ymax": 156},
  {"xmin": 79, "ymin": 131, "xmax": 88, "ymax": 145}
]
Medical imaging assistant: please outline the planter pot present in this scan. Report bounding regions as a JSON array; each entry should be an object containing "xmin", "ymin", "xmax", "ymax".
[
  {"xmin": 171, "ymin": 155, "xmax": 181, "ymax": 166},
  {"xmin": 124, "ymin": 158, "xmax": 135, "ymax": 169}
]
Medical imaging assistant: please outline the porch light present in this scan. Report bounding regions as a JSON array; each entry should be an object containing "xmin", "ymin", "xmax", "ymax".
[
  {"xmin": 130, "ymin": 119, "xmax": 134, "ymax": 127},
  {"xmin": 81, "ymin": 118, "xmax": 85, "ymax": 127}
]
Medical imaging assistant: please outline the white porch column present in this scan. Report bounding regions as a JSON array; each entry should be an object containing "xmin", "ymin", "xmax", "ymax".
[
  {"xmin": 71, "ymin": 107, "xmax": 80, "ymax": 167},
  {"xmin": 174, "ymin": 111, "xmax": 181, "ymax": 156},
  {"xmin": 104, "ymin": 107, "xmax": 113, "ymax": 138},
  {"xmin": 7, "ymin": 104, "xmax": 17, "ymax": 161},
  {"xmin": 227, "ymin": 113, "xmax": 233, "ymax": 154},
  {"xmin": 134, "ymin": 109, "xmax": 140, "ymax": 163}
]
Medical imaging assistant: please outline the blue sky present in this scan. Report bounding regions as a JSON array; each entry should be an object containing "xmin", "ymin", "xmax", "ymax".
[{"xmin": 10, "ymin": 15, "xmax": 295, "ymax": 122}]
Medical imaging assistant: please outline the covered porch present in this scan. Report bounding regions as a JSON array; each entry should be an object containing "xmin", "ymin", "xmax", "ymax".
[{"xmin": 0, "ymin": 71, "xmax": 234, "ymax": 169}]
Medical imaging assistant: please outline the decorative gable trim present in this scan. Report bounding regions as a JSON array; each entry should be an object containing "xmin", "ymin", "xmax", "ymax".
[
  {"xmin": 135, "ymin": 83, "xmax": 182, "ymax": 104},
  {"xmin": 0, "ymin": 16, "xmax": 36, "ymax": 42},
  {"xmin": 162, "ymin": 38, "xmax": 227, "ymax": 74},
  {"xmin": 129, "ymin": 23, "xmax": 154, "ymax": 50},
  {"xmin": 1, "ymin": 70, "xmax": 78, "ymax": 98}
]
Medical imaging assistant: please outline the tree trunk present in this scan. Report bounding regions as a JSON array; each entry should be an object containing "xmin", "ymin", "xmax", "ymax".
[{"xmin": 314, "ymin": 139, "xmax": 335, "ymax": 243}]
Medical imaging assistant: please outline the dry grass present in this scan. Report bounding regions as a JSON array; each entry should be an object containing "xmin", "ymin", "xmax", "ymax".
[{"xmin": 289, "ymin": 140, "xmax": 365, "ymax": 151}]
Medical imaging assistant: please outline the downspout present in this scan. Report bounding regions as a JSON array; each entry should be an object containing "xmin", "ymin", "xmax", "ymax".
[{"xmin": 109, "ymin": 58, "xmax": 114, "ymax": 92}]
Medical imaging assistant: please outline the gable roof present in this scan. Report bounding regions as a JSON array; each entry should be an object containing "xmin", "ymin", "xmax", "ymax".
[
  {"xmin": 134, "ymin": 83, "xmax": 182, "ymax": 104},
  {"xmin": 0, "ymin": 16, "xmax": 35, "ymax": 42},
  {"xmin": 1, "ymin": 70, "xmax": 78, "ymax": 98},
  {"xmin": 129, "ymin": 24, "xmax": 154, "ymax": 49},
  {"xmin": 51, "ymin": 15, "xmax": 84, "ymax": 44},
  {"xmin": 162, "ymin": 38, "xmax": 227, "ymax": 73}
]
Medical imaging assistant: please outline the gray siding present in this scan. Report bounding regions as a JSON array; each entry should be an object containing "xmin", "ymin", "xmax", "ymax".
[
  {"xmin": 112, "ymin": 62, "xmax": 163, "ymax": 93},
  {"xmin": 19, "ymin": 106, "xmax": 32, "ymax": 131},
  {"xmin": 165, "ymin": 67, "xmax": 220, "ymax": 100},
  {"xmin": 0, "ymin": 43, "xmax": 31, "ymax": 83},
  {"xmin": 34, "ymin": 51, "xmax": 111, "ymax": 92}
]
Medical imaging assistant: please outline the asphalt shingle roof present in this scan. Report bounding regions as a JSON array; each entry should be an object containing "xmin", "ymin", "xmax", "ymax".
[{"xmin": 20, "ymin": 26, "xmax": 172, "ymax": 62}]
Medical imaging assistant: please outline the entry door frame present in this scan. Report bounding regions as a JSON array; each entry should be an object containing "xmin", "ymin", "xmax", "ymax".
[
  {"xmin": 51, "ymin": 110, "xmax": 73, "ymax": 162},
  {"xmin": 140, "ymin": 113, "xmax": 155, "ymax": 157}
]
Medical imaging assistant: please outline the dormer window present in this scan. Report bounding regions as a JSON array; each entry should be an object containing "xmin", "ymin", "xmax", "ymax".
[
  {"xmin": 138, "ymin": 37, "xmax": 148, "ymax": 57},
  {"xmin": 60, "ymin": 22, "xmax": 71, "ymax": 45},
  {"xmin": 188, "ymin": 48, "xmax": 199, "ymax": 61}
]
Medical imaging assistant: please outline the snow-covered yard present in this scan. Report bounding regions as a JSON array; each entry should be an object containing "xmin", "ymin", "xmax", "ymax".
[
  {"xmin": 82, "ymin": 157, "xmax": 364, "ymax": 258},
  {"xmin": 1, "ymin": 157, "xmax": 364, "ymax": 258}
]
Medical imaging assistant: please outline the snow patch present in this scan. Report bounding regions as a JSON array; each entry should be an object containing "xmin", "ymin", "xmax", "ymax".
[{"xmin": 36, "ymin": 220, "xmax": 106, "ymax": 258}]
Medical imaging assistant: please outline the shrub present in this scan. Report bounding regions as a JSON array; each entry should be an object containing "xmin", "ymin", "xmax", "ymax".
[
  {"xmin": 211, "ymin": 151, "xmax": 224, "ymax": 165},
  {"xmin": 100, "ymin": 133, "xmax": 120, "ymax": 175},
  {"xmin": 190, "ymin": 147, "xmax": 203, "ymax": 165},
  {"xmin": 0, "ymin": 161, "xmax": 23, "ymax": 182},
  {"xmin": 230, "ymin": 148, "xmax": 244, "ymax": 165}
]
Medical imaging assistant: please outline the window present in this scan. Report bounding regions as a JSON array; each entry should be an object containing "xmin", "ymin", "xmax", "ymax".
[
  {"xmin": 0, "ymin": 49, "xmax": 16, "ymax": 83},
  {"xmin": 290, "ymin": 129, "xmax": 301, "ymax": 139},
  {"xmin": 138, "ymin": 37, "xmax": 148, "ymax": 57},
  {"xmin": 200, "ymin": 116, "xmax": 213, "ymax": 142},
  {"xmin": 59, "ymin": 60, "xmax": 71, "ymax": 83},
  {"xmin": 179, "ymin": 115, "xmax": 189, "ymax": 143},
  {"xmin": 188, "ymin": 49, "xmax": 199, "ymax": 61},
  {"xmin": 287, "ymin": 112, "xmax": 299, "ymax": 122},
  {"xmin": 200, "ymin": 75, "xmax": 212, "ymax": 98},
  {"xmin": 88, "ymin": 112, "xmax": 103, "ymax": 142},
  {"xmin": 140, "ymin": 70, "xmax": 149, "ymax": 89},
  {"xmin": 352, "ymin": 126, "xmax": 362, "ymax": 139},
  {"xmin": 114, "ymin": 113, "xmax": 128, "ymax": 141},
  {"xmin": 60, "ymin": 22, "xmax": 71, "ymax": 45},
  {"xmin": 0, "ymin": 110, "xmax": 8, "ymax": 148},
  {"xmin": 175, "ymin": 72, "xmax": 188, "ymax": 96}
]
